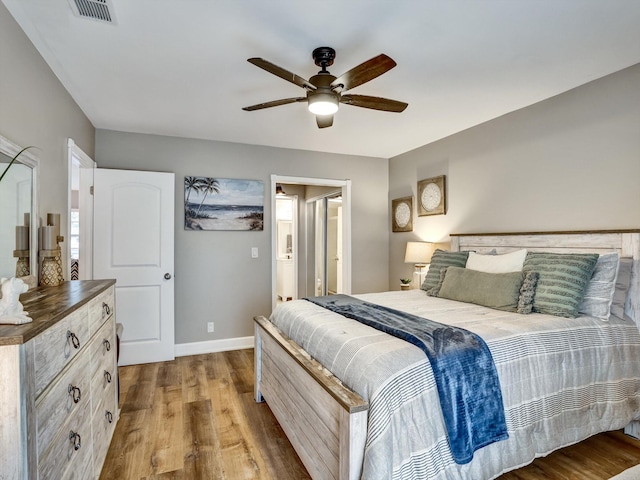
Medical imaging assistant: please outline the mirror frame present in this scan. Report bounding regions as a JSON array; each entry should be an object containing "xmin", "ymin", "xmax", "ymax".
[{"xmin": 0, "ymin": 133, "xmax": 39, "ymax": 279}]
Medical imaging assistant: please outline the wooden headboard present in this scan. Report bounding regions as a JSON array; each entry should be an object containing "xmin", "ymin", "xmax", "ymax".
[{"xmin": 450, "ymin": 230, "xmax": 640, "ymax": 326}]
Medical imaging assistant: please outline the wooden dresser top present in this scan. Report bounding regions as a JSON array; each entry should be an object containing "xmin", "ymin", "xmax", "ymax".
[{"xmin": 0, "ymin": 279, "xmax": 115, "ymax": 346}]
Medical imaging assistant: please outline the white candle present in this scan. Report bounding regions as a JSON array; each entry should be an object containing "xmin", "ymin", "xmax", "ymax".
[
  {"xmin": 47, "ymin": 213, "xmax": 61, "ymax": 238},
  {"xmin": 40, "ymin": 226, "xmax": 57, "ymax": 250},
  {"xmin": 15, "ymin": 226, "xmax": 29, "ymax": 250}
]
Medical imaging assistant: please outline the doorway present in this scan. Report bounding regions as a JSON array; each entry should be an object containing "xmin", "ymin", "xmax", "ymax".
[
  {"xmin": 271, "ymin": 175, "xmax": 352, "ymax": 310},
  {"xmin": 308, "ymin": 192, "xmax": 343, "ymax": 296},
  {"xmin": 275, "ymin": 193, "xmax": 297, "ymax": 302},
  {"xmin": 66, "ymin": 138, "xmax": 95, "ymax": 281}
]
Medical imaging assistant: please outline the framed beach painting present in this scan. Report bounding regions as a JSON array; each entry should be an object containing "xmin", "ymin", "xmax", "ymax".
[{"xmin": 184, "ymin": 176, "xmax": 264, "ymax": 231}]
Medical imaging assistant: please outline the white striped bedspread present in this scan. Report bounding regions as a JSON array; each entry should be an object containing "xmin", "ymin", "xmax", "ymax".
[{"xmin": 269, "ymin": 290, "xmax": 640, "ymax": 480}]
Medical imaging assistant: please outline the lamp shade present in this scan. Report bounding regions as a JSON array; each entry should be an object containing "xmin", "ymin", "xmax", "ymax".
[
  {"xmin": 308, "ymin": 93, "xmax": 339, "ymax": 115},
  {"xmin": 404, "ymin": 242, "xmax": 434, "ymax": 265}
]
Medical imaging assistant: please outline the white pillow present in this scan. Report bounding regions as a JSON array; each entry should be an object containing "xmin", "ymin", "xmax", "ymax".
[
  {"xmin": 578, "ymin": 251, "xmax": 620, "ymax": 321},
  {"xmin": 466, "ymin": 249, "xmax": 527, "ymax": 274}
]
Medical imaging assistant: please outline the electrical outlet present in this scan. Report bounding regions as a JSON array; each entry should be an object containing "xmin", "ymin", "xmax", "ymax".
[{"xmin": 207, "ymin": 322, "xmax": 214, "ymax": 333}]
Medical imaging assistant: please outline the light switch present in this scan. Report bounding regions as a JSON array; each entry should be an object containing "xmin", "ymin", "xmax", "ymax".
[{"xmin": 251, "ymin": 247, "xmax": 259, "ymax": 258}]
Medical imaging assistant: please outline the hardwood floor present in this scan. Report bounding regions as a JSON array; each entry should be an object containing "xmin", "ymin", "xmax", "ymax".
[
  {"xmin": 101, "ymin": 349, "xmax": 640, "ymax": 480},
  {"xmin": 100, "ymin": 350, "xmax": 310, "ymax": 480}
]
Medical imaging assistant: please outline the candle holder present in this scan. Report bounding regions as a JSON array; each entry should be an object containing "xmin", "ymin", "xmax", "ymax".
[
  {"xmin": 39, "ymin": 213, "xmax": 65, "ymax": 286},
  {"xmin": 13, "ymin": 250, "xmax": 30, "ymax": 277},
  {"xmin": 14, "ymin": 218, "xmax": 30, "ymax": 276},
  {"xmin": 40, "ymin": 247, "xmax": 64, "ymax": 286}
]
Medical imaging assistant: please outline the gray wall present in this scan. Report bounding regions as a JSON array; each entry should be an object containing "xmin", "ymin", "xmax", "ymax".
[
  {"xmin": 389, "ymin": 64, "xmax": 640, "ymax": 287},
  {"xmin": 95, "ymin": 130, "xmax": 389, "ymax": 344},
  {"xmin": 0, "ymin": 4, "xmax": 95, "ymax": 233}
]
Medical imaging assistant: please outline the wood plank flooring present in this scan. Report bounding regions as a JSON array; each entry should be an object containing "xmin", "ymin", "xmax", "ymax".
[
  {"xmin": 100, "ymin": 350, "xmax": 310, "ymax": 480},
  {"xmin": 101, "ymin": 349, "xmax": 640, "ymax": 479}
]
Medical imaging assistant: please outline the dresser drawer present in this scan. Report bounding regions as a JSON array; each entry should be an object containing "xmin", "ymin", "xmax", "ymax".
[
  {"xmin": 34, "ymin": 305, "xmax": 89, "ymax": 397},
  {"xmin": 92, "ymin": 381, "xmax": 117, "ymax": 479},
  {"xmin": 89, "ymin": 319, "xmax": 117, "ymax": 415},
  {"xmin": 37, "ymin": 390, "xmax": 93, "ymax": 480},
  {"xmin": 36, "ymin": 349, "xmax": 91, "ymax": 460},
  {"xmin": 88, "ymin": 286, "xmax": 115, "ymax": 335}
]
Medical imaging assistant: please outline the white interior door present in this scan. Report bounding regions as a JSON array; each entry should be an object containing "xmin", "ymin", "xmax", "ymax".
[{"xmin": 93, "ymin": 169, "xmax": 175, "ymax": 366}]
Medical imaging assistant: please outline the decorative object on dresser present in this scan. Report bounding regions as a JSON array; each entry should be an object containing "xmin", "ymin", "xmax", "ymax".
[
  {"xmin": 418, "ymin": 175, "xmax": 446, "ymax": 216},
  {"xmin": 391, "ymin": 196, "xmax": 413, "ymax": 232},
  {"xmin": 39, "ymin": 213, "xmax": 65, "ymax": 286},
  {"xmin": 404, "ymin": 241, "xmax": 435, "ymax": 287},
  {"xmin": 0, "ymin": 277, "xmax": 31, "ymax": 324},
  {"xmin": 14, "ymin": 213, "xmax": 31, "ymax": 276},
  {"xmin": 0, "ymin": 280, "xmax": 118, "ymax": 479}
]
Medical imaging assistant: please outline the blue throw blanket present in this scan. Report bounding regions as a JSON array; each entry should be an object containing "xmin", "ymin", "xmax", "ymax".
[{"xmin": 304, "ymin": 294, "xmax": 508, "ymax": 464}]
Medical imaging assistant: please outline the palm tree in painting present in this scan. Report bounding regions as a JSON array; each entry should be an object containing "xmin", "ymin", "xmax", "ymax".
[
  {"xmin": 184, "ymin": 176, "xmax": 202, "ymax": 206},
  {"xmin": 196, "ymin": 177, "xmax": 221, "ymax": 217}
]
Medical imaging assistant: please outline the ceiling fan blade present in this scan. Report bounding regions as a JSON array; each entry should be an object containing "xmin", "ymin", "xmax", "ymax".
[
  {"xmin": 340, "ymin": 94, "xmax": 408, "ymax": 112},
  {"xmin": 330, "ymin": 54, "xmax": 397, "ymax": 92},
  {"xmin": 316, "ymin": 115, "xmax": 334, "ymax": 128},
  {"xmin": 242, "ymin": 97, "xmax": 306, "ymax": 111},
  {"xmin": 247, "ymin": 58, "xmax": 316, "ymax": 90}
]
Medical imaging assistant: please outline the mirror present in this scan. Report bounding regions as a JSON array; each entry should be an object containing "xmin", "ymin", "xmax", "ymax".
[{"xmin": 0, "ymin": 134, "xmax": 39, "ymax": 280}]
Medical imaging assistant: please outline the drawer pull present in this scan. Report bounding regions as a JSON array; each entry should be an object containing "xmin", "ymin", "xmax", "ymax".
[
  {"xmin": 68, "ymin": 384, "xmax": 82, "ymax": 403},
  {"xmin": 69, "ymin": 430, "xmax": 81, "ymax": 451},
  {"xmin": 104, "ymin": 370, "xmax": 112, "ymax": 383},
  {"xmin": 103, "ymin": 338, "xmax": 111, "ymax": 351},
  {"xmin": 105, "ymin": 410, "xmax": 113, "ymax": 424},
  {"xmin": 102, "ymin": 302, "xmax": 111, "ymax": 317},
  {"xmin": 67, "ymin": 330, "xmax": 81, "ymax": 349}
]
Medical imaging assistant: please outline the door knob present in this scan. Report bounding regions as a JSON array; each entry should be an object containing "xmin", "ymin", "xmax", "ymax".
[{"xmin": 164, "ymin": 273, "xmax": 172, "ymax": 280}]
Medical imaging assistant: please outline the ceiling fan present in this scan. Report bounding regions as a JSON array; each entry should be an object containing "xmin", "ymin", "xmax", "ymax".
[{"xmin": 242, "ymin": 47, "xmax": 408, "ymax": 128}]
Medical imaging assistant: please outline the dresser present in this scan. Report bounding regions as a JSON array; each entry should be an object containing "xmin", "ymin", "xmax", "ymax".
[{"xmin": 0, "ymin": 280, "xmax": 118, "ymax": 480}]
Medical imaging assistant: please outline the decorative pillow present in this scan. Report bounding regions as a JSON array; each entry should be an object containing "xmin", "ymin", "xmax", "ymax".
[
  {"xmin": 421, "ymin": 249, "xmax": 469, "ymax": 295},
  {"xmin": 466, "ymin": 249, "xmax": 527, "ymax": 274},
  {"xmin": 517, "ymin": 271, "xmax": 539, "ymax": 314},
  {"xmin": 578, "ymin": 252, "xmax": 620, "ymax": 321},
  {"xmin": 437, "ymin": 266, "xmax": 525, "ymax": 312},
  {"xmin": 429, "ymin": 265, "xmax": 451, "ymax": 297},
  {"xmin": 610, "ymin": 257, "xmax": 633, "ymax": 320},
  {"xmin": 523, "ymin": 252, "xmax": 599, "ymax": 318}
]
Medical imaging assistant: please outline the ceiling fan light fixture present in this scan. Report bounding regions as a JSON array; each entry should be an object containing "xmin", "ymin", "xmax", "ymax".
[{"xmin": 308, "ymin": 93, "xmax": 339, "ymax": 115}]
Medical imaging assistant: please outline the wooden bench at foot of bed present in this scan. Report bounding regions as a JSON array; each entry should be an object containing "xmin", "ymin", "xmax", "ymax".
[{"xmin": 254, "ymin": 316, "xmax": 368, "ymax": 480}]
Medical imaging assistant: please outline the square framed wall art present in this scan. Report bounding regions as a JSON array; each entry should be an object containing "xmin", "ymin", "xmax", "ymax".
[
  {"xmin": 417, "ymin": 175, "xmax": 446, "ymax": 216},
  {"xmin": 392, "ymin": 196, "xmax": 413, "ymax": 232}
]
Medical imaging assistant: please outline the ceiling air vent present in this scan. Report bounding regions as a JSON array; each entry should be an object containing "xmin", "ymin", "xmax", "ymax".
[{"xmin": 69, "ymin": 0, "xmax": 116, "ymax": 24}]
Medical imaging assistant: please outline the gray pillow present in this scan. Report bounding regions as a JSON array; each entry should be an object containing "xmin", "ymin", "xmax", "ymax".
[
  {"xmin": 578, "ymin": 252, "xmax": 619, "ymax": 320},
  {"xmin": 610, "ymin": 257, "xmax": 633, "ymax": 320},
  {"xmin": 437, "ymin": 266, "xmax": 525, "ymax": 313},
  {"xmin": 523, "ymin": 252, "xmax": 599, "ymax": 318},
  {"xmin": 517, "ymin": 271, "xmax": 539, "ymax": 314},
  {"xmin": 421, "ymin": 249, "xmax": 469, "ymax": 295}
]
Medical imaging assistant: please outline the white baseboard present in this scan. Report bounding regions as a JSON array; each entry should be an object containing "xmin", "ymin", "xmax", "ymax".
[{"xmin": 174, "ymin": 335, "xmax": 254, "ymax": 357}]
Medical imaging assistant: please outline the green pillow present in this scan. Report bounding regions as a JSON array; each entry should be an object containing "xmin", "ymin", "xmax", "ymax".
[
  {"xmin": 523, "ymin": 252, "xmax": 599, "ymax": 318},
  {"xmin": 436, "ymin": 266, "xmax": 525, "ymax": 312},
  {"xmin": 422, "ymin": 249, "xmax": 469, "ymax": 295}
]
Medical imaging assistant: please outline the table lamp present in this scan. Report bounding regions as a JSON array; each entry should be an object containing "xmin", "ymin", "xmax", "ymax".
[{"xmin": 404, "ymin": 241, "xmax": 435, "ymax": 288}]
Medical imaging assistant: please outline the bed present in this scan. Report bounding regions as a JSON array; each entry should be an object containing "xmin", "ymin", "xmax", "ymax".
[{"xmin": 254, "ymin": 230, "xmax": 640, "ymax": 480}]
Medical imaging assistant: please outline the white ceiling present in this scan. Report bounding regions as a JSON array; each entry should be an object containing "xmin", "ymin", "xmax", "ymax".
[{"xmin": 4, "ymin": 0, "xmax": 640, "ymax": 159}]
